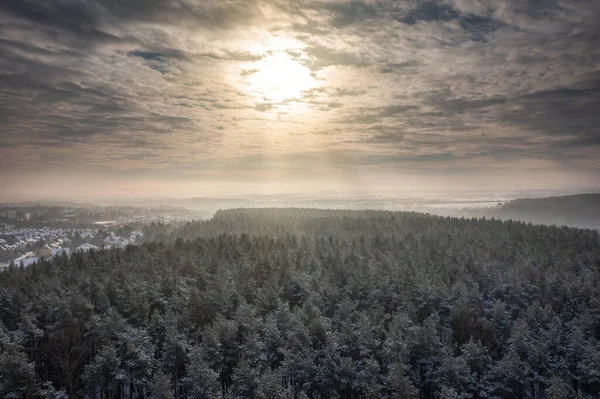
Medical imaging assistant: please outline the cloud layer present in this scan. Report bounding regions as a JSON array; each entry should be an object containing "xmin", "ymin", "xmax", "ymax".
[{"xmin": 1, "ymin": 0, "xmax": 599, "ymax": 197}]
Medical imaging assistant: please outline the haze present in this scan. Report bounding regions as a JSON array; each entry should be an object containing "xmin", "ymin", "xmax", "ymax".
[{"xmin": 1, "ymin": 0, "xmax": 599, "ymax": 200}]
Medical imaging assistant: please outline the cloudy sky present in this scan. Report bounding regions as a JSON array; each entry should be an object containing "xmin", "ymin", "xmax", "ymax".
[{"xmin": 1, "ymin": 0, "xmax": 599, "ymax": 199}]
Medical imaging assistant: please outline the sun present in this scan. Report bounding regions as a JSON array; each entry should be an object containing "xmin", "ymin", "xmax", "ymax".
[{"xmin": 247, "ymin": 53, "xmax": 317, "ymax": 102}]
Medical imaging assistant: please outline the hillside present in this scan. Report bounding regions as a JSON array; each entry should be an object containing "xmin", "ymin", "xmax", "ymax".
[
  {"xmin": 1, "ymin": 209, "xmax": 599, "ymax": 398},
  {"xmin": 483, "ymin": 194, "xmax": 600, "ymax": 229}
]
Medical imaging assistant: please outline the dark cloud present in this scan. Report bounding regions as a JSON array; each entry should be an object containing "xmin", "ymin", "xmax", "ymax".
[
  {"xmin": 458, "ymin": 14, "xmax": 503, "ymax": 42},
  {"xmin": 399, "ymin": 2, "xmax": 459, "ymax": 25},
  {"xmin": 326, "ymin": 0, "xmax": 380, "ymax": 27},
  {"xmin": 380, "ymin": 61, "xmax": 421, "ymax": 74},
  {"xmin": 505, "ymin": 83, "xmax": 600, "ymax": 140},
  {"xmin": 397, "ymin": 1, "xmax": 505, "ymax": 42},
  {"xmin": 0, "ymin": 0, "xmax": 269, "ymax": 37},
  {"xmin": 0, "ymin": 0, "xmax": 114, "ymax": 41},
  {"xmin": 129, "ymin": 51, "xmax": 168, "ymax": 61},
  {"xmin": 361, "ymin": 125, "xmax": 405, "ymax": 145},
  {"xmin": 416, "ymin": 90, "xmax": 509, "ymax": 115}
]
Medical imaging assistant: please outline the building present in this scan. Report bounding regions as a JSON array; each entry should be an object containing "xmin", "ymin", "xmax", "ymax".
[
  {"xmin": 76, "ymin": 243, "xmax": 98, "ymax": 252},
  {"xmin": 104, "ymin": 235, "xmax": 123, "ymax": 245},
  {"xmin": 12, "ymin": 253, "xmax": 39, "ymax": 267},
  {"xmin": 51, "ymin": 247, "xmax": 70, "ymax": 256},
  {"xmin": 78, "ymin": 231, "xmax": 95, "ymax": 240},
  {"xmin": 38, "ymin": 245, "xmax": 70, "ymax": 258},
  {"xmin": 37, "ymin": 245, "xmax": 52, "ymax": 258}
]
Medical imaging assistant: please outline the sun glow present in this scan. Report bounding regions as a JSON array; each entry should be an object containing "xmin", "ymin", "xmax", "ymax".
[{"xmin": 247, "ymin": 53, "xmax": 317, "ymax": 101}]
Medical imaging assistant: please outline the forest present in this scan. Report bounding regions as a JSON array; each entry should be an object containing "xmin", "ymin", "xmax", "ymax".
[
  {"xmin": 479, "ymin": 194, "xmax": 600, "ymax": 230},
  {"xmin": 1, "ymin": 208, "xmax": 599, "ymax": 398}
]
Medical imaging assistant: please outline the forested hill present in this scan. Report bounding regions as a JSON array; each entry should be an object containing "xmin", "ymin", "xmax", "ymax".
[
  {"xmin": 149, "ymin": 208, "xmax": 441, "ymax": 242},
  {"xmin": 482, "ymin": 194, "xmax": 600, "ymax": 229},
  {"xmin": 1, "ymin": 209, "xmax": 600, "ymax": 398}
]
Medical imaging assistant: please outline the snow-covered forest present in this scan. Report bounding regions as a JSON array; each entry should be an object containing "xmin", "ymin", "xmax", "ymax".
[{"xmin": 1, "ymin": 208, "xmax": 599, "ymax": 398}]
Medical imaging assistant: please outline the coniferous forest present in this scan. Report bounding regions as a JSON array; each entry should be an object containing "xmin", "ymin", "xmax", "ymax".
[{"xmin": 1, "ymin": 208, "xmax": 600, "ymax": 399}]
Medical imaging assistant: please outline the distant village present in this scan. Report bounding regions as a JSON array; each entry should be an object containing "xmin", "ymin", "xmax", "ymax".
[
  {"xmin": 0, "ymin": 203, "xmax": 199, "ymax": 227},
  {"xmin": 0, "ymin": 203, "xmax": 205, "ymax": 270},
  {"xmin": 0, "ymin": 224, "xmax": 144, "ymax": 269}
]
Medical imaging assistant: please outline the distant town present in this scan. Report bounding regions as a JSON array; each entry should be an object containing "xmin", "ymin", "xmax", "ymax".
[
  {"xmin": 0, "ymin": 223, "xmax": 145, "ymax": 268},
  {"xmin": 0, "ymin": 203, "xmax": 202, "ymax": 269}
]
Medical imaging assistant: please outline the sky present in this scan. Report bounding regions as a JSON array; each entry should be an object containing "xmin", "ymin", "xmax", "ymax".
[{"xmin": 1, "ymin": 0, "xmax": 599, "ymax": 199}]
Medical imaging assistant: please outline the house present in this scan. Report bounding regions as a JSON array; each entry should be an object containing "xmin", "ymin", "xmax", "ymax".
[
  {"xmin": 104, "ymin": 235, "xmax": 123, "ymax": 245},
  {"xmin": 37, "ymin": 245, "xmax": 52, "ymax": 258},
  {"xmin": 79, "ymin": 231, "xmax": 95, "ymax": 240},
  {"xmin": 129, "ymin": 231, "xmax": 144, "ymax": 242},
  {"xmin": 12, "ymin": 253, "xmax": 39, "ymax": 267},
  {"xmin": 37, "ymin": 245, "xmax": 70, "ymax": 258},
  {"xmin": 51, "ymin": 247, "xmax": 70, "ymax": 256},
  {"xmin": 76, "ymin": 243, "xmax": 98, "ymax": 252}
]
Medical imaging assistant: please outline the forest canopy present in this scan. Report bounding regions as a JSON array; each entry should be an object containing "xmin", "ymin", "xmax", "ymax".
[{"xmin": 1, "ymin": 208, "xmax": 599, "ymax": 398}]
